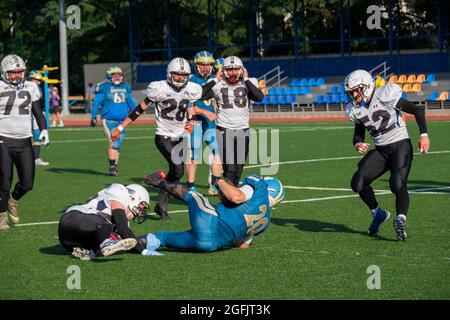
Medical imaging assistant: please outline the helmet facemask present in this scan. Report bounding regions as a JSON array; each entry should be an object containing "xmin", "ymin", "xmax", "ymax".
[
  {"xmin": 111, "ymin": 73, "xmax": 123, "ymax": 85},
  {"xmin": 129, "ymin": 200, "xmax": 149, "ymax": 224},
  {"xmin": 223, "ymin": 67, "xmax": 243, "ymax": 84},
  {"xmin": 196, "ymin": 63, "xmax": 213, "ymax": 79},
  {"xmin": 169, "ymin": 71, "xmax": 189, "ymax": 89},
  {"xmin": 5, "ymin": 70, "xmax": 25, "ymax": 88}
]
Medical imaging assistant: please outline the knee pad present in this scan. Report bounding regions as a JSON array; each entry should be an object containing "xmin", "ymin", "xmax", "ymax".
[
  {"xmin": 351, "ymin": 171, "xmax": 365, "ymax": 193},
  {"xmin": 389, "ymin": 174, "xmax": 406, "ymax": 194}
]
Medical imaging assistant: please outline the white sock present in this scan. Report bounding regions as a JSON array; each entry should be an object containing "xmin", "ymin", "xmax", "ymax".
[{"xmin": 398, "ymin": 214, "xmax": 407, "ymax": 221}]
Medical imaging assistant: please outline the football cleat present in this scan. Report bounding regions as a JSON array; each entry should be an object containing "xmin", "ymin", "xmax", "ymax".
[
  {"xmin": 368, "ymin": 208, "xmax": 390, "ymax": 237},
  {"xmin": 393, "ymin": 215, "xmax": 407, "ymax": 241},
  {"xmin": 35, "ymin": 158, "xmax": 50, "ymax": 166},
  {"xmin": 0, "ymin": 212, "xmax": 10, "ymax": 231},
  {"xmin": 7, "ymin": 197, "xmax": 19, "ymax": 224},
  {"xmin": 100, "ymin": 238, "xmax": 137, "ymax": 257},
  {"xmin": 109, "ymin": 165, "xmax": 118, "ymax": 176},
  {"xmin": 72, "ymin": 247, "xmax": 96, "ymax": 261}
]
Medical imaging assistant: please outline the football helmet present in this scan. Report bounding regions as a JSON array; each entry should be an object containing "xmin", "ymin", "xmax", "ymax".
[
  {"xmin": 263, "ymin": 177, "xmax": 285, "ymax": 207},
  {"xmin": 223, "ymin": 56, "xmax": 244, "ymax": 84},
  {"xmin": 214, "ymin": 57, "xmax": 224, "ymax": 71},
  {"xmin": 194, "ymin": 51, "xmax": 215, "ymax": 79},
  {"xmin": 167, "ymin": 57, "xmax": 191, "ymax": 89},
  {"xmin": 126, "ymin": 184, "xmax": 150, "ymax": 224},
  {"xmin": 1, "ymin": 54, "xmax": 26, "ymax": 89},
  {"xmin": 106, "ymin": 66, "xmax": 123, "ymax": 85},
  {"xmin": 344, "ymin": 69, "xmax": 375, "ymax": 107},
  {"xmin": 29, "ymin": 70, "xmax": 42, "ymax": 81}
]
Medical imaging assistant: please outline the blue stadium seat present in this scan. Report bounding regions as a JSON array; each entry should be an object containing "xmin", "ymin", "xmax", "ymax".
[
  {"xmin": 286, "ymin": 87, "xmax": 294, "ymax": 95},
  {"xmin": 327, "ymin": 85, "xmax": 338, "ymax": 95},
  {"xmin": 261, "ymin": 95, "xmax": 271, "ymax": 105},
  {"xmin": 293, "ymin": 87, "xmax": 302, "ymax": 95},
  {"xmin": 316, "ymin": 78, "xmax": 325, "ymax": 86},
  {"xmin": 288, "ymin": 79, "xmax": 299, "ymax": 87},
  {"xmin": 332, "ymin": 95, "xmax": 341, "ymax": 104},
  {"xmin": 401, "ymin": 92, "xmax": 408, "ymax": 100},
  {"xmin": 426, "ymin": 92, "xmax": 438, "ymax": 101},
  {"xmin": 308, "ymin": 78, "xmax": 316, "ymax": 86},
  {"xmin": 278, "ymin": 87, "xmax": 286, "ymax": 95},
  {"xmin": 337, "ymin": 84, "xmax": 345, "ymax": 94},
  {"xmin": 314, "ymin": 95, "xmax": 324, "ymax": 104},
  {"xmin": 287, "ymin": 95, "xmax": 296, "ymax": 103},
  {"xmin": 324, "ymin": 95, "xmax": 333, "ymax": 104},
  {"xmin": 301, "ymin": 86, "xmax": 311, "ymax": 94},
  {"xmin": 425, "ymin": 74, "xmax": 436, "ymax": 83},
  {"xmin": 340, "ymin": 95, "xmax": 349, "ymax": 104},
  {"xmin": 268, "ymin": 87, "xmax": 277, "ymax": 96},
  {"xmin": 279, "ymin": 96, "xmax": 288, "ymax": 104},
  {"xmin": 271, "ymin": 95, "xmax": 280, "ymax": 104},
  {"xmin": 300, "ymin": 79, "xmax": 308, "ymax": 86}
]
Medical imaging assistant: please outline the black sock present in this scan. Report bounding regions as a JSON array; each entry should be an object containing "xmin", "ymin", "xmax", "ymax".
[
  {"xmin": 187, "ymin": 182, "xmax": 195, "ymax": 189},
  {"xmin": 108, "ymin": 159, "xmax": 116, "ymax": 167},
  {"xmin": 395, "ymin": 188, "xmax": 409, "ymax": 216},
  {"xmin": 33, "ymin": 145, "xmax": 40, "ymax": 160}
]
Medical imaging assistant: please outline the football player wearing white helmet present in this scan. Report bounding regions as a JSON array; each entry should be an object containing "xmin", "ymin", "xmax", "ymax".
[
  {"xmin": 139, "ymin": 172, "xmax": 281, "ymax": 255},
  {"xmin": 58, "ymin": 183, "xmax": 150, "ymax": 260},
  {"xmin": 201, "ymin": 56, "xmax": 264, "ymax": 186},
  {"xmin": 0, "ymin": 54, "xmax": 49, "ymax": 231},
  {"xmin": 344, "ymin": 69, "xmax": 430, "ymax": 241},
  {"xmin": 110, "ymin": 57, "xmax": 217, "ymax": 220}
]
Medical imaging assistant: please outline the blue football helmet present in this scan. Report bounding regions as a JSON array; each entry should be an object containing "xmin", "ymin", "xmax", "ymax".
[
  {"xmin": 264, "ymin": 177, "xmax": 285, "ymax": 207},
  {"xmin": 214, "ymin": 57, "xmax": 224, "ymax": 71}
]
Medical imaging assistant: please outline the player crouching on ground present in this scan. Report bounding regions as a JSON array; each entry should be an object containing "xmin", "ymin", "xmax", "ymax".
[
  {"xmin": 344, "ymin": 69, "xmax": 430, "ymax": 241},
  {"xmin": 58, "ymin": 184, "xmax": 150, "ymax": 260},
  {"xmin": 136, "ymin": 171, "xmax": 284, "ymax": 255}
]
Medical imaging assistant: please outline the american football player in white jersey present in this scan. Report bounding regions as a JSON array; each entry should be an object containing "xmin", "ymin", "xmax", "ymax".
[
  {"xmin": 0, "ymin": 54, "xmax": 49, "ymax": 231},
  {"xmin": 202, "ymin": 56, "xmax": 264, "ymax": 187},
  {"xmin": 110, "ymin": 57, "xmax": 216, "ymax": 220},
  {"xmin": 58, "ymin": 183, "xmax": 150, "ymax": 260},
  {"xmin": 344, "ymin": 69, "xmax": 430, "ymax": 241}
]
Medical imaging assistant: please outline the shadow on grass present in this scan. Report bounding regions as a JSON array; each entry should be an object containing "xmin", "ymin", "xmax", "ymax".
[
  {"xmin": 47, "ymin": 167, "xmax": 110, "ymax": 176},
  {"xmin": 271, "ymin": 217, "xmax": 397, "ymax": 242}
]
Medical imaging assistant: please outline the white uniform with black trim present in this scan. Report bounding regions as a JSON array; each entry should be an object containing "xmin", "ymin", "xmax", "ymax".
[
  {"xmin": 146, "ymin": 80, "xmax": 202, "ymax": 138},
  {"xmin": 211, "ymin": 78, "xmax": 258, "ymax": 130},
  {"xmin": 65, "ymin": 184, "xmax": 129, "ymax": 223},
  {"xmin": 0, "ymin": 80, "xmax": 40, "ymax": 139},
  {"xmin": 345, "ymin": 83, "xmax": 409, "ymax": 146}
]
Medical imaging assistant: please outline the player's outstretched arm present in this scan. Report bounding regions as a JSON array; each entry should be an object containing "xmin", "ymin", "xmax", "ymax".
[
  {"xmin": 188, "ymin": 105, "xmax": 216, "ymax": 122},
  {"xmin": 215, "ymin": 178, "xmax": 247, "ymax": 204},
  {"xmin": 396, "ymin": 98, "xmax": 430, "ymax": 154},
  {"xmin": 111, "ymin": 98, "xmax": 151, "ymax": 141}
]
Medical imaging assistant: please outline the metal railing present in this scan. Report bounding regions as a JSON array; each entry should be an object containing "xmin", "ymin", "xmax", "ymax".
[{"xmin": 258, "ymin": 66, "xmax": 288, "ymax": 89}]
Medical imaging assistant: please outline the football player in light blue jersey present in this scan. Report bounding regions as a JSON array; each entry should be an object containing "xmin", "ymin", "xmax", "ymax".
[
  {"xmin": 91, "ymin": 66, "xmax": 136, "ymax": 176},
  {"xmin": 138, "ymin": 171, "xmax": 284, "ymax": 255},
  {"xmin": 186, "ymin": 51, "xmax": 222, "ymax": 196}
]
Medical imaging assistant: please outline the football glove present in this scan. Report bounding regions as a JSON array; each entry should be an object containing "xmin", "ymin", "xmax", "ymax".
[
  {"xmin": 39, "ymin": 129, "xmax": 50, "ymax": 146},
  {"xmin": 184, "ymin": 120, "xmax": 195, "ymax": 134},
  {"xmin": 90, "ymin": 119, "xmax": 97, "ymax": 127},
  {"xmin": 141, "ymin": 249, "xmax": 164, "ymax": 256},
  {"xmin": 111, "ymin": 125, "xmax": 123, "ymax": 142}
]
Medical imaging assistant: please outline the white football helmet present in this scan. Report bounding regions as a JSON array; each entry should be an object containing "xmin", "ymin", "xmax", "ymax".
[
  {"xmin": 223, "ymin": 56, "xmax": 244, "ymax": 84},
  {"xmin": 126, "ymin": 184, "xmax": 150, "ymax": 224},
  {"xmin": 344, "ymin": 69, "xmax": 375, "ymax": 107},
  {"xmin": 167, "ymin": 57, "xmax": 191, "ymax": 89},
  {"xmin": 1, "ymin": 54, "xmax": 26, "ymax": 88}
]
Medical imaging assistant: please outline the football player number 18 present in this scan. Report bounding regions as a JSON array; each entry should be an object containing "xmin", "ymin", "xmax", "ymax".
[{"xmin": 244, "ymin": 205, "xmax": 269, "ymax": 235}]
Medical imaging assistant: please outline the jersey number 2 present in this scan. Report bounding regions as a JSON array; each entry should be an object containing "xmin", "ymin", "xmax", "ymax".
[
  {"xmin": 244, "ymin": 205, "xmax": 268, "ymax": 235},
  {"xmin": 1, "ymin": 91, "xmax": 31, "ymax": 115}
]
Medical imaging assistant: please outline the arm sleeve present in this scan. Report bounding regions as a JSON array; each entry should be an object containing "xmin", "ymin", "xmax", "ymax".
[
  {"xmin": 246, "ymin": 78, "xmax": 264, "ymax": 102},
  {"xmin": 239, "ymin": 185, "xmax": 255, "ymax": 202},
  {"xmin": 352, "ymin": 123, "xmax": 365, "ymax": 146},
  {"xmin": 200, "ymin": 80, "xmax": 217, "ymax": 100},
  {"xmin": 31, "ymin": 101, "xmax": 47, "ymax": 130},
  {"xmin": 91, "ymin": 91, "xmax": 104, "ymax": 119},
  {"xmin": 111, "ymin": 209, "xmax": 135, "ymax": 239},
  {"xmin": 395, "ymin": 98, "xmax": 428, "ymax": 134}
]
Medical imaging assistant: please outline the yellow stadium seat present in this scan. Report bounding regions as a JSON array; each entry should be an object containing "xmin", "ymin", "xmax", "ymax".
[
  {"xmin": 406, "ymin": 75, "xmax": 416, "ymax": 83},
  {"xmin": 436, "ymin": 91, "xmax": 449, "ymax": 101},
  {"xmin": 397, "ymin": 74, "xmax": 407, "ymax": 84},
  {"xmin": 402, "ymin": 83, "xmax": 412, "ymax": 92},
  {"xmin": 388, "ymin": 75, "xmax": 397, "ymax": 83},
  {"xmin": 416, "ymin": 74, "xmax": 425, "ymax": 83},
  {"xmin": 411, "ymin": 83, "xmax": 421, "ymax": 92}
]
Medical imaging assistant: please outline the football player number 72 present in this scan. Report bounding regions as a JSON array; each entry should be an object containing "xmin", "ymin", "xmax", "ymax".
[{"xmin": 244, "ymin": 205, "xmax": 269, "ymax": 235}]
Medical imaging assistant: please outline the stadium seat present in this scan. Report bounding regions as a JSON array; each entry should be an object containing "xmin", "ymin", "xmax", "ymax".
[
  {"xmin": 406, "ymin": 75, "xmax": 416, "ymax": 83},
  {"xmin": 340, "ymin": 95, "xmax": 349, "ymax": 104},
  {"xmin": 416, "ymin": 74, "xmax": 425, "ymax": 83},
  {"xmin": 308, "ymin": 78, "xmax": 316, "ymax": 86},
  {"xmin": 268, "ymin": 87, "xmax": 277, "ymax": 96},
  {"xmin": 337, "ymin": 84, "xmax": 345, "ymax": 94},
  {"xmin": 316, "ymin": 78, "xmax": 325, "ymax": 86},
  {"xmin": 425, "ymin": 74, "xmax": 436, "ymax": 83},
  {"xmin": 278, "ymin": 87, "xmax": 286, "ymax": 95},
  {"xmin": 401, "ymin": 92, "xmax": 408, "ymax": 100},
  {"xmin": 288, "ymin": 79, "xmax": 299, "ymax": 87},
  {"xmin": 397, "ymin": 74, "xmax": 407, "ymax": 84},
  {"xmin": 426, "ymin": 92, "xmax": 439, "ymax": 101},
  {"xmin": 332, "ymin": 95, "xmax": 341, "ymax": 104},
  {"xmin": 261, "ymin": 96, "xmax": 271, "ymax": 105},
  {"xmin": 314, "ymin": 95, "xmax": 324, "ymax": 104},
  {"xmin": 436, "ymin": 91, "xmax": 449, "ymax": 101},
  {"xmin": 301, "ymin": 86, "xmax": 311, "ymax": 94},
  {"xmin": 300, "ymin": 78, "xmax": 308, "ymax": 86},
  {"xmin": 293, "ymin": 87, "xmax": 302, "ymax": 95},
  {"xmin": 287, "ymin": 95, "xmax": 296, "ymax": 103},
  {"xmin": 388, "ymin": 75, "xmax": 398, "ymax": 83},
  {"xmin": 411, "ymin": 83, "xmax": 421, "ymax": 92},
  {"xmin": 324, "ymin": 95, "xmax": 333, "ymax": 104},
  {"xmin": 327, "ymin": 85, "xmax": 338, "ymax": 95},
  {"xmin": 402, "ymin": 83, "xmax": 412, "ymax": 92}
]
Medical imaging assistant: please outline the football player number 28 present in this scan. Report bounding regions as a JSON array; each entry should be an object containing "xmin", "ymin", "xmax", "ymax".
[
  {"xmin": 244, "ymin": 205, "xmax": 269, "ymax": 235},
  {"xmin": 160, "ymin": 99, "xmax": 189, "ymax": 121},
  {"xmin": 0, "ymin": 91, "xmax": 31, "ymax": 115}
]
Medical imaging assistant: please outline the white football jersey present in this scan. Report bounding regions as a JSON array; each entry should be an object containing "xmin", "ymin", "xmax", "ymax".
[
  {"xmin": 345, "ymin": 83, "xmax": 409, "ymax": 146},
  {"xmin": 146, "ymin": 80, "xmax": 202, "ymax": 138},
  {"xmin": 212, "ymin": 77, "xmax": 258, "ymax": 130},
  {"xmin": 0, "ymin": 80, "xmax": 40, "ymax": 139},
  {"xmin": 65, "ymin": 184, "xmax": 130, "ymax": 223}
]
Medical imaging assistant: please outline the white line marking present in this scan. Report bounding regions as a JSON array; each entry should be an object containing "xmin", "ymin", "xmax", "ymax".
[{"xmin": 245, "ymin": 150, "xmax": 450, "ymax": 169}]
